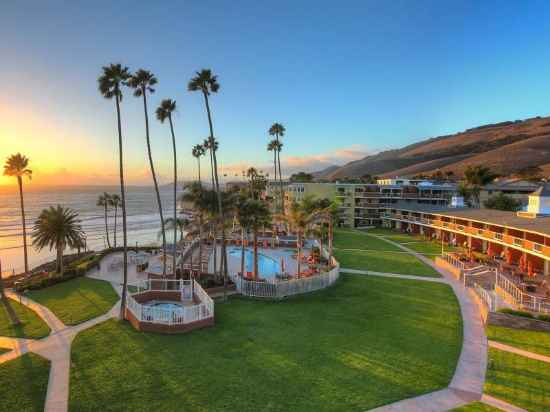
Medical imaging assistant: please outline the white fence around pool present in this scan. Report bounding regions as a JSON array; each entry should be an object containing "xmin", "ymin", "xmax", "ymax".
[
  {"xmin": 126, "ymin": 279, "xmax": 214, "ymax": 325},
  {"xmin": 234, "ymin": 265, "xmax": 339, "ymax": 298},
  {"xmin": 232, "ymin": 241, "xmax": 340, "ymax": 299}
]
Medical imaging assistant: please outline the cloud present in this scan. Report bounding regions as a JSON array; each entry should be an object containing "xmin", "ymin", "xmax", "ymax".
[{"xmin": 220, "ymin": 144, "xmax": 372, "ymax": 178}]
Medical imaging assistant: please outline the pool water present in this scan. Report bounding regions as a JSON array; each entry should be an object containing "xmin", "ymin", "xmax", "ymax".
[
  {"xmin": 228, "ymin": 247, "xmax": 281, "ymax": 279},
  {"xmin": 146, "ymin": 301, "xmax": 183, "ymax": 311}
]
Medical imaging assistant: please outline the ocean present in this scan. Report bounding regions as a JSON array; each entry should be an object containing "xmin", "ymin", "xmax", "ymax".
[{"xmin": 0, "ymin": 185, "xmax": 183, "ymax": 275}]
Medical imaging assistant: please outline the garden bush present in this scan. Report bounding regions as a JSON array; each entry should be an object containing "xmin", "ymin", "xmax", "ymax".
[{"xmin": 497, "ymin": 308, "xmax": 535, "ymax": 319}]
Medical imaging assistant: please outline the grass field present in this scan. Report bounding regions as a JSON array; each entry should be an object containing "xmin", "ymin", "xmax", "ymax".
[
  {"xmin": 334, "ymin": 228, "xmax": 401, "ymax": 251},
  {"xmin": 485, "ymin": 348, "xmax": 550, "ymax": 412},
  {"xmin": 27, "ymin": 277, "xmax": 119, "ymax": 325},
  {"xmin": 0, "ymin": 298, "xmax": 51, "ymax": 339},
  {"xmin": 0, "ymin": 353, "xmax": 50, "ymax": 412},
  {"xmin": 450, "ymin": 401, "xmax": 503, "ymax": 411},
  {"xmin": 487, "ymin": 325, "xmax": 550, "ymax": 357},
  {"xmin": 335, "ymin": 249, "xmax": 440, "ymax": 277},
  {"xmin": 69, "ymin": 275, "xmax": 462, "ymax": 411}
]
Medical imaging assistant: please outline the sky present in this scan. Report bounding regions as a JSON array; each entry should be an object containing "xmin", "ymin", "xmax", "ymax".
[{"xmin": 2, "ymin": 0, "xmax": 550, "ymax": 187}]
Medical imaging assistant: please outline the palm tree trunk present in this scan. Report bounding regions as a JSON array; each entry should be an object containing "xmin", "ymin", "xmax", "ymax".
[
  {"xmin": 104, "ymin": 204, "xmax": 111, "ymax": 248},
  {"xmin": 169, "ymin": 115, "xmax": 178, "ymax": 278},
  {"xmin": 17, "ymin": 176, "xmax": 29, "ymax": 274},
  {"xmin": 253, "ymin": 229, "xmax": 259, "ymax": 280},
  {"xmin": 202, "ymin": 91, "xmax": 228, "ymax": 301},
  {"xmin": 0, "ymin": 260, "xmax": 20, "ymax": 325},
  {"xmin": 240, "ymin": 228, "xmax": 245, "ymax": 276},
  {"xmin": 115, "ymin": 92, "xmax": 129, "ymax": 320},
  {"xmin": 57, "ymin": 243, "xmax": 64, "ymax": 275},
  {"xmin": 276, "ymin": 135, "xmax": 284, "ymax": 215},
  {"xmin": 113, "ymin": 205, "xmax": 118, "ymax": 248},
  {"xmin": 197, "ymin": 158, "xmax": 201, "ymax": 184},
  {"xmin": 199, "ymin": 215, "xmax": 204, "ymax": 274},
  {"xmin": 297, "ymin": 232, "xmax": 302, "ymax": 277},
  {"xmin": 142, "ymin": 90, "xmax": 167, "ymax": 276},
  {"xmin": 328, "ymin": 220, "xmax": 333, "ymax": 262}
]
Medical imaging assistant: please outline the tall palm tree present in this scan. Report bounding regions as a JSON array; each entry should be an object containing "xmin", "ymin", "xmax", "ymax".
[
  {"xmin": 237, "ymin": 199, "xmax": 271, "ymax": 279},
  {"xmin": 269, "ymin": 123, "xmax": 286, "ymax": 214},
  {"xmin": 3, "ymin": 153, "xmax": 32, "ymax": 274},
  {"xmin": 278, "ymin": 200, "xmax": 319, "ymax": 277},
  {"xmin": 98, "ymin": 63, "xmax": 131, "ymax": 319},
  {"xmin": 192, "ymin": 144, "xmax": 206, "ymax": 183},
  {"xmin": 463, "ymin": 165, "xmax": 497, "ymax": 207},
  {"xmin": 128, "ymin": 69, "xmax": 167, "ymax": 276},
  {"xmin": 32, "ymin": 206, "xmax": 84, "ymax": 275},
  {"xmin": 267, "ymin": 139, "xmax": 278, "ymax": 189},
  {"xmin": 188, "ymin": 69, "xmax": 229, "ymax": 295},
  {"xmin": 97, "ymin": 192, "xmax": 112, "ymax": 248},
  {"xmin": 110, "ymin": 194, "xmax": 121, "ymax": 247},
  {"xmin": 156, "ymin": 98, "xmax": 179, "ymax": 276},
  {"xmin": 202, "ymin": 137, "xmax": 217, "ymax": 188}
]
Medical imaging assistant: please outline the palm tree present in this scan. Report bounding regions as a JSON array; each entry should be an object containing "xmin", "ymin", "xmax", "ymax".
[
  {"xmin": 162, "ymin": 217, "xmax": 188, "ymax": 243},
  {"xmin": 3, "ymin": 153, "xmax": 32, "ymax": 274},
  {"xmin": 156, "ymin": 98, "xmax": 179, "ymax": 276},
  {"xmin": 463, "ymin": 165, "xmax": 497, "ymax": 207},
  {"xmin": 267, "ymin": 139, "xmax": 278, "ymax": 190},
  {"xmin": 278, "ymin": 200, "xmax": 322, "ymax": 277},
  {"xmin": 97, "ymin": 192, "xmax": 112, "ymax": 248},
  {"xmin": 202, "ymin": 137, "xmax": 217, "ymax": 188},
  {"xmin": 188, "ymin": 69, "xmax": 229, "ymax": 295},
  {"xmin": 237, "ymin": 199, "xmax": 271, "ymax": 279},
  {"xmin": 110, "ymin": 194, "xmax": 121, "ymax": 247},
  {"xmin": 128, "ymin": 69, "xmax": 167, "ymax": 276},
  {"xmin": 269, "ymin": 123, "xmax": 286, "ymax": 214},
  {"xmin": 192, "ymin": 144, "xmax": 206, "ymax": 183},
  {"xmin": 32, "ymin": 206, "xmax": 84, "ymax": 275},
  {"xmin": 98, "ymin": 63, "xmax": 131, "ymax": 319}
]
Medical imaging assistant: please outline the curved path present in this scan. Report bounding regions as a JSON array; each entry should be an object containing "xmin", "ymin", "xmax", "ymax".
[
  {"xmin": 343, "ymin": 233, "xmax": 488, "ymax": 412},
  {"xmin": 0, "ymin": 289, "xmax": 120, "ymax": 412}
]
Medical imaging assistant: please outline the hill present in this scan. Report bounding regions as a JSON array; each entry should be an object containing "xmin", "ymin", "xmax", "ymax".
[{"xmin": 320, "ymin": 116, "xmax": 550, "ymax": 180}]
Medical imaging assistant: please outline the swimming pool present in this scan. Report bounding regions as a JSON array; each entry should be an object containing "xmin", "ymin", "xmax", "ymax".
[
  {"xmin": 146, "ymin": 301, "xmax": 184, "ymax": 311},
  {"xmin": 228, "ymin": 247, "xmax": 281, "ymax": 279}
]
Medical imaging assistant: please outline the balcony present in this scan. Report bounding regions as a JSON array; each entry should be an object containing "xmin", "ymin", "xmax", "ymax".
[{"xmin": 382, "ymin": 212, "xmax": 549, "ymax": 257}]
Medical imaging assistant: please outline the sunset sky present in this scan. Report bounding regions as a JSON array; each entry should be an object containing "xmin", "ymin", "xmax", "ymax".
[{"xmin": 2, "ymin": 1, "xmax": 550, "ymax": 188}]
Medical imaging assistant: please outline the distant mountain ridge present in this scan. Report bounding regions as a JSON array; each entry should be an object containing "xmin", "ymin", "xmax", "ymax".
[{"xmin": 314, "ymin": 116, "xmax": 550, "ymax": 180}]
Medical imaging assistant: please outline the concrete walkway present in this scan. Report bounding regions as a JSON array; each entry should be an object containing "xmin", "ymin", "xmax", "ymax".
[
  {"xmin": 488, "ymin": 340, "xmax": 550, "ymax": 363},
  {"xmin": 481, "ymin": 394, "xmax": 528, "ymax": 412},
  {"xmin": 359, "ymin": 234, "xmax": 488, "ymax": 412},
  {"xmin": 341, "ymin": 267, "xmax": 447, "ymax": 283},
  {"xmin": 0, "ymin": 289, "xmax": 120, "ymax": 412}
]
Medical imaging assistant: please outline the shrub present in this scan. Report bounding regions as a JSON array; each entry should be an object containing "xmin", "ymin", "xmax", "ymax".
[
  {"xmin": 536, "ymin": 314, "xmax": 550, "ymax": 323},
  {"xmin": 498, "ymin": 308, "xmax": 535, "ymax": 318}
]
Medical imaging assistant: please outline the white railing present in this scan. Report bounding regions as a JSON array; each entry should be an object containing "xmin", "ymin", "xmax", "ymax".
[
  {"xmin": 234, "ymin": 264, "xmax": 340, "ymax": 299},
  {"xmin": 495, "ymin": 271, "xmax": 550, "ymax": 314},
  {"xmin": 126, "ymin": 279, "xmax": 214, "ymax": 325},
  {"xmin": 472, "ymin": 282, "xmax": 497, "ymax": 312},
  {"xmin": 442, "ymin": 252, "xmax": 466, "ymax": 270}
]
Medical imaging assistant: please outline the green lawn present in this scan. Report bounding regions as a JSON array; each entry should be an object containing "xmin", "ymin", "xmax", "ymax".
[
  {"xmin": 334, "ymin": 228, "xmax": 401, "ymax": 251},
  {"xmin": 0, "ymin": 298, "xmax": 51, "ymax": 339},
  {"xmin": 335, "ymin": 249, "xmax": 441, "ymax": 277},
  {"xmin": 487, "ymin": 326, "xmax": 550, "ymax": 357},
  {"xmin": 450, "ymin": 402, "xmax": 503, "ymax": 411},
  {"xmin": 0, "ymin": 353, "xmax": 50, "ymax": 412},
  {"xmin": 27, "ymin": 277, "xmax": 119, "ymax": 325},
  {"xmin": 70, "ymin": 275, "xmax": 462, "ymax": 411},
  {"xmin": 485, "ymin": 348, "xmax": 550, "ymax": 412}
]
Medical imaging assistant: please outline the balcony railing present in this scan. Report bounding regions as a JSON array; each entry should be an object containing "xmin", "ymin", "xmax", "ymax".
[{"xmin": 382, "ymin": 212, "xmax": 548, "ymax": 257}]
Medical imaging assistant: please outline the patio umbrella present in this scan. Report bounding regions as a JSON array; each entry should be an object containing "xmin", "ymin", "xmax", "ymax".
[
  {"xmin": 527, "ymin": 261, "xmax": 534, "ymax": 277},
  {"xmin": 487, "ymin": 243, "xmax": 494, "ymax": 258},
  {"xmin": 280, "ymin": 258, "xmax": 285, "ymax": 274},
  {"xmin": 505, "ymin": 249, "xmax": 513, "ymax": 264}
]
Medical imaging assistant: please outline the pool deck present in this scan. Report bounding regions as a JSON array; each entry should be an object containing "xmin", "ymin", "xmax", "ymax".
[{"xmin": 210, "ymin": 245, "xmax": 309, "ymax": 279}]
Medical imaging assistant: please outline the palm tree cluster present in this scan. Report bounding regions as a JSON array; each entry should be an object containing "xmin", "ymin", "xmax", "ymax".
[
  {"xmin": 267, "ymin": 123, "xmax": 286, "ymax": 214},
  {"xmin": 459, "ymin": 165, "xmax": 498, "ymax": 207},
  {"xmin": 96, "ymin": 192, "xmax": 121, "ymax": 248}
]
